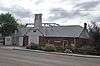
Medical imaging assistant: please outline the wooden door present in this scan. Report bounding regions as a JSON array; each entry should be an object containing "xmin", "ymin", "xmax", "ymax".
[{"xmin": 23, "ymin": 35, "xmax": 28, "ymax": 46}]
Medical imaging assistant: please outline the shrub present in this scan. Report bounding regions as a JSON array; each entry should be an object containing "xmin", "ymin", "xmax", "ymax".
[
  {"xmin": 78, "ymin": 44, "xmax": 95, "ymax": 55},
  {"xmin": 31, "ymin": 44, "xmax": 40, "ymax": 50},
  {"xmin": 55, "ymin": 46, "xmax": 65, "ymax": 52},
  {"xmin": 26, "ymin": 43, "xmax": 40, "ymax": 50},
  {"xmin": 43, "ymin": 44, "xmax": 56, "ymax": 52}
]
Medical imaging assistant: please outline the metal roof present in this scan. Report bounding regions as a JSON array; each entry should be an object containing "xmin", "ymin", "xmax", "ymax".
[
  {"xmin": 17, "ymin": 25, "xmax": 84, "ymax": 38},
  {"xmin": 43, "ymin": 25, "xmax": 83, "ymax": 37}
]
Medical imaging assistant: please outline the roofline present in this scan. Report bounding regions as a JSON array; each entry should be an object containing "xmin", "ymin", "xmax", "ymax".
[
  {"xmin": 79, "ymin": 28, "xmax": 89, "ymax": 38},
  {"xmin": 60, "ymin": 25, "xmax": 83, "ymax": 27}
]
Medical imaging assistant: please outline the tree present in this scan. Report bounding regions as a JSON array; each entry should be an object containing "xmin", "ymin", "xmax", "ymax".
[
  {"xmin": 89, "ymin": 22, "xmax": 100, "ymax": 55},
  {"xmin": 0, "ymin": 13, "xmax": 18, "ymax": 36}
]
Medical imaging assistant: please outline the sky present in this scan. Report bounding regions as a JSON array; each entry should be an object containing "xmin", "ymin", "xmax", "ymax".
[{"xmin": 0, "ymin": 0, "xmax": 100, "ymax": 26}]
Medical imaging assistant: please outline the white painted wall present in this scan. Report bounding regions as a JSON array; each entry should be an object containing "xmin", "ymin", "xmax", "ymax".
[
  {"xmin": 27, "ymin": 30, "xmax": 41, "ymax": 44},
  {"xmin": 5, "ymin": 36, "xmax": 12, "ymax": 45},
  {"xmin": 28, "ymin": 35, "xmax": 39, "ymax": 44},
  {"xmin": 19, "ymin": 37, "xmax": 23, "ymax": 46}
]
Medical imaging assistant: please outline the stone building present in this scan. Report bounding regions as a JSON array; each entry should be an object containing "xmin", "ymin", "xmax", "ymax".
[{"xmin": 15, "ymin": 14, "xmax": 90, "ymax": 47}]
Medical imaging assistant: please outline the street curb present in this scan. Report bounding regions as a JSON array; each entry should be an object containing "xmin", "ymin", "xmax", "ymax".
[
  {"xmin": 46, "ymin": 52, "xmax": 66, "ymax": 55},
  {"xmin": 13, "ymin": 48, "xmax": 67, "ymax": 55},
  {"xmin": 66, "ymin": 54, "xmax": 100, "ymax": 58},
  {"xmin": 14, "ymin": 48, "xmax": 100, "ymax": 58},
  {"xmin": 13, "ymin": 48, "xmax": 46, "ymax": 53}
]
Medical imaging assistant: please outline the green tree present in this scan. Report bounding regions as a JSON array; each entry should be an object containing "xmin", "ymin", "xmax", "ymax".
[{"xmin": 0, "ymin": 13, "xmax": 18, "ymax": 36}]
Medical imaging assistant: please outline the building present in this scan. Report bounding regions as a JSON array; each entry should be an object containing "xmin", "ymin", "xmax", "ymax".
[{"xmin": 15, "ymin": 14, "xmax": 90, "ymax": 47}]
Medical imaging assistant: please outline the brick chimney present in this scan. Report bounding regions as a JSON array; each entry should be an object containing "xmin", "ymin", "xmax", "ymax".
[
  {"xmin": 84, "ymin": 23, "xmax": 87, "ymax": 29},
  {"xmin": 34, "ymin": 14, "xmax": 42, "ymax": 29}
]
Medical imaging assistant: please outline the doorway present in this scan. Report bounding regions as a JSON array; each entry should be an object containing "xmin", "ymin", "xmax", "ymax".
[{"xmin": 23, "ymin": 35, "xmax": 28, "ymax": 46}]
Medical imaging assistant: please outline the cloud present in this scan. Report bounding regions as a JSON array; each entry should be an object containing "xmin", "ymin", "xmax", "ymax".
[
  {"xmin": 12, "ymin": 5, "xmax": 32, "ymax": 18},
  {"xmin": 73, "ymin": 0, "xmax": 100, "ymax": 23},
  {"xmin": 48, "ymin": 8, "xmax": 69, "ymax": 21},
  {"xmin": 0, "ymin": 5, "xmax": 32, "ymax": 18},
  {"xmin": 35, "ymin": 0, "xmax": 44, "ymax": 5},
  {"xmin": 0, "ymin": 6, "xmax": 10, "ymax": 12},
  {"xmin": 48, "ymin": 8, "xmax": 89, "ymax": 22},
  {"xmin": 74, "ymin": 0, "xmax": 100, "ymax": 10},
  {"xmin": 92, "ymin": 16, "xmax": 100, "ymax": 22},
  {"xmin": 0, "ymin": 0, "xmax": 100, "ymax": 25}
]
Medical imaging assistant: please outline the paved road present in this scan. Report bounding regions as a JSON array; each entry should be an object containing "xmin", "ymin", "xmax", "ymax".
[{"xmin": 0, "ymin": 49, "xmax": 100, "ymax": 66}]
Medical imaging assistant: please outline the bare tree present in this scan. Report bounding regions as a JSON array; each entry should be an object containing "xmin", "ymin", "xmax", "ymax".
[{"xmin": 89, "ymin": 22, "xmax": 100, "ymax": 55}]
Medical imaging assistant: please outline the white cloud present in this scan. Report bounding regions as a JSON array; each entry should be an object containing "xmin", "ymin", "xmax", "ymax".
[{"xmin": 0, "ymin": 0, "xmax": 100, "ymax": 25}]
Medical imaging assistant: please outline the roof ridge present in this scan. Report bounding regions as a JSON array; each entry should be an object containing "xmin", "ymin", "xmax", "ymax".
[
  {"xmin": 60, "ymin": 25, "xmax": 83, "ymax": 28},
  {"xmin": 61, "ymin": 25, "xmax": 81, "ymax": 26}
]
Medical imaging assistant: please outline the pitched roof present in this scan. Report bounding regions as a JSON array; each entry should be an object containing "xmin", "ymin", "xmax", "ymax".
[
  {"xmin": 17, "ymin": 25, "xmax": 84, "ymax": 38},
  {"xmin": 42, "ymin": 25, "xmax": 83, "ymax": 37}
]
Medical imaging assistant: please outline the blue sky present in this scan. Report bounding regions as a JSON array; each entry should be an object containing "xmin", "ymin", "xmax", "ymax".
[{"xmin": 0, "ymin": 0, "xmax": 100, "ymax": 26}]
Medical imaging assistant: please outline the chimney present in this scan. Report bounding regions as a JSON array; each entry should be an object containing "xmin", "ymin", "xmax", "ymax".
[
  {"xmin": 84, "ymin": 23, "xmax": 87, "ymax": 29},
  {"xmin": 34, "ymin": 14, "xmax": 42, "ymax": 29}
]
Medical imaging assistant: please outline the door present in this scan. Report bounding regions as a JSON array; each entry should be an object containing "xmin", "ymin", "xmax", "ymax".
[{"xmin": 23, "ymin": 35, "xmax": 28, "ymax": 46}]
